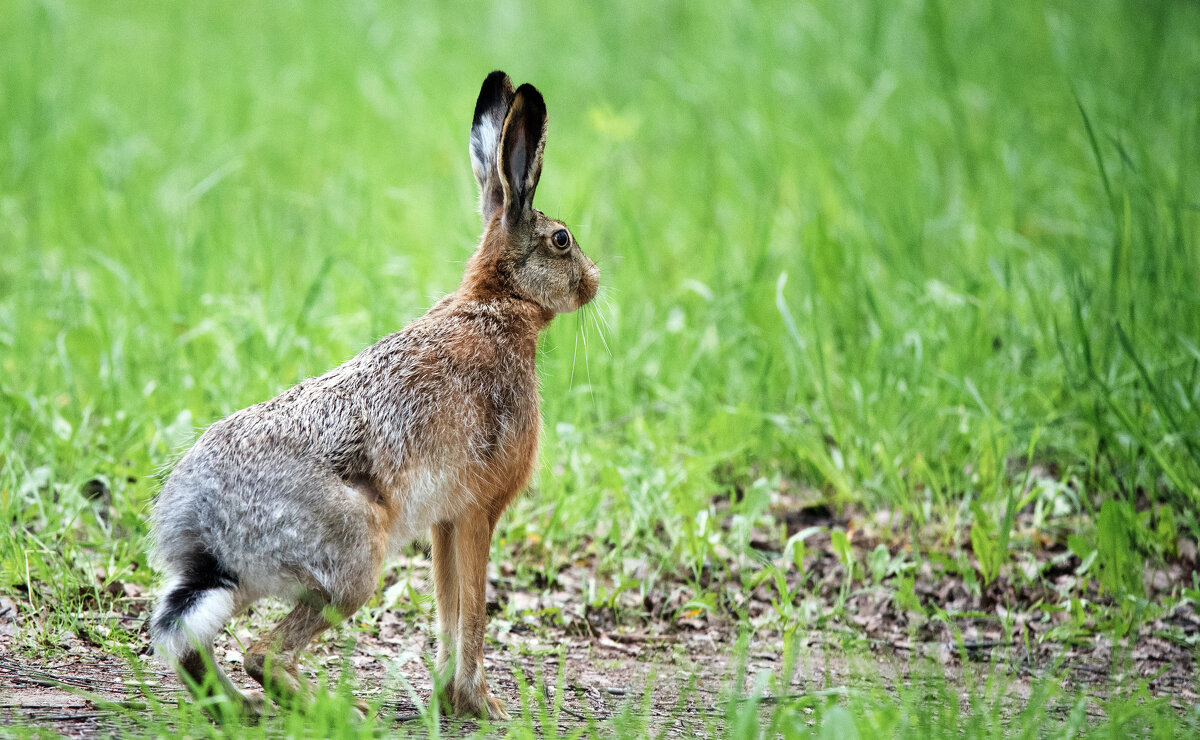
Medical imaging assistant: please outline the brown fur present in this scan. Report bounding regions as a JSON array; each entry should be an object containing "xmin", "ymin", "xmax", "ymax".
[{"xmin": 147, "ymin": 71, "xmax": 597, "ymax": 722}]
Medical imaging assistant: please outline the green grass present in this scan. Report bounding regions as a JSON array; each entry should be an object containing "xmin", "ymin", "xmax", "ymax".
[
  {"xmin": 2, "ymin": 0, "xmax": 1199, "ymax": 736},
  {"xmin": 5, "ymin": 641, "xmax": 1197, "ymax": 739}
]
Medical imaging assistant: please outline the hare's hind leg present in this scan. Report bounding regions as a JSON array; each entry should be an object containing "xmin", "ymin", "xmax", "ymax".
[
  {"xmin": 244, "ymin": 589, "xmax": 372, "ymax": 716},
  {"xmin": 150, "ymin": 555, "xmax": 260, "ymax": 715},
  {"xmin": 244, "ymin": 594, "xmax": 327, "ymax": 704}
]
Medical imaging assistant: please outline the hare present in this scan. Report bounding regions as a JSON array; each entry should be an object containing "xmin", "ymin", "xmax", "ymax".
[{"xmin": 148, "ymin": 70, "xmax": 598, "ymax": 721}]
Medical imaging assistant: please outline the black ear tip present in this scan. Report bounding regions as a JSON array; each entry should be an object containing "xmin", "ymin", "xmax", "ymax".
[
  {"xmin": 513, "ymin": 83, "xmax": 546, "ymax": 115},
  {"xmin": 482, "ymin": 70, "xmax": 511, "ymax": 94},
  {"xmin": 474, "ymin": 70, "xmax": 515, "ymax": 125}
]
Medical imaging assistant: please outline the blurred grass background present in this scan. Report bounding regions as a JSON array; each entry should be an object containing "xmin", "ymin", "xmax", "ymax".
[
  {"xmin": 1, "ymin": 0, "xmax": 1198, "ymax": 636},
  {"xmin": 3, "ymin": 0, "xmax": 1200, "ymax": 735}
]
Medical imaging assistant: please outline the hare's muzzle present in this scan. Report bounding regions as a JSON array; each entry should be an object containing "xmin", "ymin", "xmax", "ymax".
[{"xmin": 576, "ymin": 257, "xmax": 599, "ymax": 309}]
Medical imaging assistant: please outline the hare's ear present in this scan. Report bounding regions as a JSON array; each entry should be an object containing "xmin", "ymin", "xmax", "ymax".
[
  {"xmin": 470, "ymin": 70, "xmax": 516, "ymax": 226},
  {"xmin": 498, "ymin": 83, "xmax": 547, "ymax": 224}
]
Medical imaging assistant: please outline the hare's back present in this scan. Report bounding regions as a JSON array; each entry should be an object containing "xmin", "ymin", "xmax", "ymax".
[{"xmin": 151, "ymin": 393, "xmax": 377, "ymax": 594}]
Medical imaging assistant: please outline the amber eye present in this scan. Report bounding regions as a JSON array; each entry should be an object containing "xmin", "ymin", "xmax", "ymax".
[{"xmin": 552, "ymin": 229, "xmax": 570, "ymax": 249}]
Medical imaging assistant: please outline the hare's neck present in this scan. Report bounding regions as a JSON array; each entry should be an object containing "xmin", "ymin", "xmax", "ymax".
[
  {"xmin": 455, "ymin": 254, "xmax": 556, "ymax": 328},
  {"xmin": 446, "ymin": 292, "xmax": 552, "ymax": 342}
]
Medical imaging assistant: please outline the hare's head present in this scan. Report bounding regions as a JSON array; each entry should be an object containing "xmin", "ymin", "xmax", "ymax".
[{"xmin": 464, "ymin": 71, "xmax": 598, "ymax": 315}]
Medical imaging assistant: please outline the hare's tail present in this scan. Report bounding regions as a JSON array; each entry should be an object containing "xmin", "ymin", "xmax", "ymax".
[{"xmin": 149, "ymin": 550, "xmax": 246, "ymax": 701}]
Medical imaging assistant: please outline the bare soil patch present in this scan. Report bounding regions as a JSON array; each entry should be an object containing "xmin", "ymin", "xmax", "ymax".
[
  {"xmin": 2, "ymin": 497, "xmax": 1196, "ymax": 736},
  {"xmin": 2, "ymin": 546, "xmax": 1195, "ymax": 737}
]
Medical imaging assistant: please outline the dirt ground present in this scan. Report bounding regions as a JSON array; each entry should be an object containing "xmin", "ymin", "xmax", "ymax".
[
  {"xmin": 2, "ymin": 553, "xmax": 1196, "ymax": 738},
  {"xmin": 3, "ymin": 498, "xmax": 1197, "ymax": 736},
  {"xmin": 0, "ymin": 611, "xmax": 803, "ymax": 737}
]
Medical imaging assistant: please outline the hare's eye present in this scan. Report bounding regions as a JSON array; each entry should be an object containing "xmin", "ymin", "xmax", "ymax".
[{"xmin": 552, "ymin": 229, "xmax": 570, "ymax": 249}]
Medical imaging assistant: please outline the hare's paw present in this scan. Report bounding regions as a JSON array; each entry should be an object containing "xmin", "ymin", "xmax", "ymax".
[
  {"xmin": 450, "ymin": 686, "xmax": 508, "ymax": 721},
  {"xmin": 485, "ymin": 695, "xmax": 510, "ymax": 721},
  {"xmin": 240, "ymin": 690, "xmax": 267, "ymax": 721}
]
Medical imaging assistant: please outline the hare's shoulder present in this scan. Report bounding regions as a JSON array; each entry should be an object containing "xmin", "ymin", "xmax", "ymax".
[{"xmin": 354, "ymin": 307, "xmax": 527, "ymax": 377}]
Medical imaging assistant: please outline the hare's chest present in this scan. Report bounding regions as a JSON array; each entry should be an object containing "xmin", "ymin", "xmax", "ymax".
[
  {"xmin": 382, "ymin": 467, "xmax": 463, "ymax": 545},
  {"xmin": 474, "ymin": 392, "xmax": 541, "ymax": 504}
]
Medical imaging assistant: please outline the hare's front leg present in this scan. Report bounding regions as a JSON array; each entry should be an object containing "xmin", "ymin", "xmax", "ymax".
[
  {"xmin": 431, "ymin": 521, "xmax": 460, "ymax": 705},
  {"xmin": 439, "ymin": 509, "xmax": 509, "ymax": 721}
]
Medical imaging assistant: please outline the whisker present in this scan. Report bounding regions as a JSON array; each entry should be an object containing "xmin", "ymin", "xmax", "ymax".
[
  {"xmin": 569, "ymin": 311, "xmax": 581, "ymax": 390},
  {"xmin": 588, "ymin": 304, "xmax": 612, "ymax": 357},
  {"xmin": 580, "ymin": 307, "xmax": 601, "ymax": 420},
  {"xmin": 581, "ymin": 309, "xmax": 592, "ymax": 387},
  {"xmin": 596, "ymin": 293, "xmax": 617, "ymax": 339}
]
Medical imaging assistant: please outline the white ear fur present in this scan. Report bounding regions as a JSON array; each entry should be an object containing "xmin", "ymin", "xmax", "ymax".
[
  {"xmin": 469, "ymin": 71, "xmax": 516, "ymax": 226},
  {"xmin": 470, "ymin": 117, "xmax": 501, "ymax": 190}
]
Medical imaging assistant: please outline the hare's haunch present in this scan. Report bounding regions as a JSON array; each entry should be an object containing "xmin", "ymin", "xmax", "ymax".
[{"xmin": 148, "ymin": 71, "xmax": 598, "ymax": 721}]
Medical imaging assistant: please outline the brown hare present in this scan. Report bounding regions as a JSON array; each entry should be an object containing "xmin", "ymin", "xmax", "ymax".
[{"xmin": 148, "ymin": 70, "xmax": 598, "ymax": 721}]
